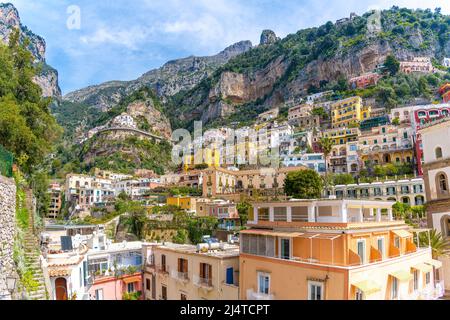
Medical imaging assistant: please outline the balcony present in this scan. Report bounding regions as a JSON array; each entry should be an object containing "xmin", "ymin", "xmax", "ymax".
[
  {"xmin": 156, "ymin": 265, "xmax": 169, "ymax": 276},
  {"xmin": 246, "ymin": 289, "xmax": 275, "ymax": 300},
  {"xmin": 408, "ymin": 281, "xmax": 445, "ymax": 300},
  {"xmin": 170, "ymin": 270, "xmax": 189, "ymax": 283},
  {"xmin": 145, "ymin": 263, "xmax": 156, "ymax": 273},
  {"xmin": 193, "ymin": 275, "xmax": 214, "ymax": 291}
]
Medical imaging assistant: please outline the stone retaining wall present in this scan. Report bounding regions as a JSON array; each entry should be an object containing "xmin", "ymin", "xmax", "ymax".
[{"xmin": 0, "ymin": 175, "xmax": 16, "ymax": 299}]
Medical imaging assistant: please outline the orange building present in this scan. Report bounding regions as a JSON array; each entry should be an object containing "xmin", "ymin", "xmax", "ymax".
[
  {"xmin": 439, "ymin": 83, "xmax": 450, "ymax": 103},
  {"xmin": 240, "ymin": 199, "xmax": 444, "ymax": 300}
]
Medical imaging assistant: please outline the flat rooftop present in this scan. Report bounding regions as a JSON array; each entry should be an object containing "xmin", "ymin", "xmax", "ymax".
[{"xmin": 153, "ymin": 242, "xmax": 240, "ymax": 259}]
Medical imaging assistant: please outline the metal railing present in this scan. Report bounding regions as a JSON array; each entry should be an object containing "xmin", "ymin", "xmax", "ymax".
[
  {"xmin": 170, "ymin": 270, "xmax": 189, "ymax": 282},
  {"xmin": 193, "ymin": 275, "xmax": 214, "ymax": 289},
  {"xmin": 0, "ymin": 145, "xmax": 13, "ymax": 178}
]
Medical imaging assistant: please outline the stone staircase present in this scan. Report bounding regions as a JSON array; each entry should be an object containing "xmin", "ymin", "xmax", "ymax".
[{"xmin": 22, "ymin": 189, "xmax": 48, "ymax": 300}]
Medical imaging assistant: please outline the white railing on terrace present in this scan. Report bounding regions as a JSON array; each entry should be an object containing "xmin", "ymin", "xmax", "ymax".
[{"xmin": 246, "ymin": 289, "xmax": 275, "ymax": 300}]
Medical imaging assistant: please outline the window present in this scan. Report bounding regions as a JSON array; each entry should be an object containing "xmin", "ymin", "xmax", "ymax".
[
  {"xmin": 439, "ymin": 174, "xmax": 448, "ymax": 193},
  {"xmin": 127, "ymin": 282, "xmax": 135, "ymax": 293},
  {"xmin": 377, "ymin": 237, "xmax": 385, "ymax": 259},
  {"xmin": 426, "ymin": 272, "xmax": 431, "ymax": 285},
  {"xmin": 178, "ymin": 258, "xmax": 188, "ymax": 277},
  {"xmin": 357, "ymin": 239, "xmax": 366, "ymax": 264},
  {"xmin": 258, "ymin": 272, "xmax": 270, "ymax": 295},
  {"xmin": 308, "ymin": 281, "xmax": 324, "ymax": 300},
  {"xmin": 161, "ymin": 286, "xmax": 167, "ymax": 300},
  {"xmin": 413, "ymin": 270, "xmax": 419, "ymax": 291},
  {"xmin": 146, "ymin": 279, "xmax": 151, "ymax": 291},
  {"xmin": 436, "ymin": 147, "xmax": 443, "ymax": 160},
  {"xmin": 200, "ymin": 263, "xmax": 213, "ymax": 286},
  {"xmin": 394, "ymin": 236, "xmax": 400, "ymax": 249},
  {"xmin": 95, "ymin": 289, "xmax": 104, "ymax": 300},
  {"xmin": 391, "ymin": 278, "xmax": 399, "ymax": 299},
  {"xmin": 280, "ymin": 238, "xmax": 291, "ymax": 260},
  {"xmin": 355, "ymin": 289, "xmax": 364, "ymax": 300},
  {"xmin": 161, "ymin": 254, "xmax": 166, "ymax": 271}
]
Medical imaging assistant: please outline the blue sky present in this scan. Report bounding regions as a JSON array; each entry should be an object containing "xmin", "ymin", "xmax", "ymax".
[{"xmin": 8, "ymin": 0, "xmax": 450, "ymax": 94}]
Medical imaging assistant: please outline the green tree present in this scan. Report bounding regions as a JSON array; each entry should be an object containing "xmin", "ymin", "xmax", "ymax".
[
  {"xmin": 172, "ymin": 229, "xmax": 188, "ymax": 244},
  {"xmin": 0, "ymin": 29, "xmax": 61, "ymax": 173},
  {"xmin": 392, "ymin": 202, "xmax": 411, "ymax": 220},
  {"xmin": 237, "ymin": 201, "xmax": 251, "ymax": 226},
  {"xmin": 383, "ymin": 55, "xmax": 400, "ymax": 76},
  {"xmin": 419, "ymin": 230, "xmax": 450, "ymax": 259},
  {"xmin": 284, "ymin": 170, "xmax": 323, "ymax": 199},
  {"xmin": 332, "ymin": 173, "xmax": 355, "ymax": 185},
  {"xmin": 319, "ymin": 136, "xmax": 334, "ymax": 180}
]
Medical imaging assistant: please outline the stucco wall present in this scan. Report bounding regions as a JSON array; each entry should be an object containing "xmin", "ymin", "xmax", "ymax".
[{"xmin": 0, "ymin": 175, "xmax": 17, "ymax": 299}]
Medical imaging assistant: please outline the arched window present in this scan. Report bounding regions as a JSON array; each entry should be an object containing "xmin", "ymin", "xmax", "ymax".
[
  {"xmin": 436, "ymin": 147, "xmax": 443, "ymax": 160},
  {"xmin": 439, "ymin": 174, "xmax": 448, "ymax": 193}
]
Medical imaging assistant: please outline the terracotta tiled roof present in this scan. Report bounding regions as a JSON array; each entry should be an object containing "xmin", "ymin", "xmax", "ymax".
[
  {"xmin": 48, "ymin": 268, "xmax": 71, "ymax": 277},
  {"xmin": 48, "ymin": 256, "xmax": 85, "ymax": 268}
]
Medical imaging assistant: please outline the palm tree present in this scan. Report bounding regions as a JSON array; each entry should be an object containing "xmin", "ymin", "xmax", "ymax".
[
  {"xmin": 319, "ymin": 136, "xmax": 334, "ymax": 190},
  {"xmin": 420, "ymin": 230, "xmax": 450, "ymax": 259}
]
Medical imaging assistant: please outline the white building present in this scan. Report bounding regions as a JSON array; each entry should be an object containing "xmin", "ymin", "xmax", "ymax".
[
  {"xmin": 282, "ymin": 153, "xmax": 326, "ymax": 173},
  {"xmin": 420, "ymin": 119, "xmax": 450, "ymax": 291},
  {"xmin": 111, "ymin": 114, "xmax": 136, "ymax": 128},
  {"xmin": 443, "ymin": 58, "xmax": 450, "ymax": 68}
]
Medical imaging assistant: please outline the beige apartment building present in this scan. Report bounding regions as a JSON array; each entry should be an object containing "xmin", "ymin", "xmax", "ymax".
[
  {"xmin": 201, "ymin": 166, "xmax": 307, "ymax": 198},
  {"xmin": 240, "ymin": 199, "xmax": 444, "ymax": 300},
  {"xmin": 420, "ymin": 119, "xmax": 450, "ymax": 291},
  {"xmin": 142, "ymin": 243, "xmax": 240, "ymax": 300}
]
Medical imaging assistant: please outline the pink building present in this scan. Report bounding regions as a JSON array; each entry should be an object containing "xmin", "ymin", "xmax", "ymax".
[
  {"xmin": 400, "ymin": 57, "xmax": 434, "ymax": 74},
  {"xmin": 88, "ymin": 273, "xmax": 143, "ymax": 300},
  {"xmin": 349, "ymin": 73, "xmax": 382, "ymax": 89}
]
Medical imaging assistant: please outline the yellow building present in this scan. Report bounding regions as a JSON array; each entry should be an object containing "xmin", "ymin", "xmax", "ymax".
[
  {"xmin": 331, "ymin": 96, "xmax": 371, "ymax": 128},
  {"xmin": 142, "ymin": 242, "xmax": 240, "ymax": 300},
  {"xmin": 321, "ymin": 127, "xmax": 360, "ymax": 145},
  {"xmin": 183, "ymin": 147, "xmax": 221, "ymax": 171},
  {"xmin": 240, "ymin": 199, "xmax": 444, "ymax": 300},
  {"xmin": 166, "ymin": 196, "xmax": 197, "ymax": 212}
]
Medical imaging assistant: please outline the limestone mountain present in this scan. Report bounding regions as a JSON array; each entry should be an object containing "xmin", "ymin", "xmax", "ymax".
[
  {"xmin": 167, "ymin": 7, "xmax": 450, "ymax": 129},
  {"xmin": 0, "ymin": 3, "xmax": 61, "ymax": 98},
  {"xmin": 63, "ymin": 40, "xmax": 253, "ymax": 111}
]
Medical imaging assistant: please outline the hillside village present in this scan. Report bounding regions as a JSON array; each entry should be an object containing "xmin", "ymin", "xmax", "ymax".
[{"xmin": 1, "ymin": 4, "xmax": 450, "ymax": 302}]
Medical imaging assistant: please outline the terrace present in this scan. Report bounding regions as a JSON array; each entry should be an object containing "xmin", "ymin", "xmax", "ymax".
[{"xmin": 248, "ymin": 199, "xmax": 395, "ymax": 227}]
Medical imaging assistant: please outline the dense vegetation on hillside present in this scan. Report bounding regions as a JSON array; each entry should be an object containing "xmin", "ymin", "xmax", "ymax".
[
  {"xmin": 0, "ymin": 30, "xmax": 61, "ymax": 173},
  {"xmin": 165, "ymin": 7, "xmax": 450, "ymax": 130}
]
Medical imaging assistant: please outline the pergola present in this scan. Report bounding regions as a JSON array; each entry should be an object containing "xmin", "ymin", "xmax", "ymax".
[{"xmin": 296, "ymin": 233, "xmax": 342, "ymax": 266}]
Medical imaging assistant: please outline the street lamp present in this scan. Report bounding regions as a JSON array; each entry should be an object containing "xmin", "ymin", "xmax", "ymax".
[
  {"xmin": 6, "ymin": 275, "xmax": 17, "ymax": 294},
  {"xmin": 0, "ymin": 274, "xmax": 17, "ymax": 300}
]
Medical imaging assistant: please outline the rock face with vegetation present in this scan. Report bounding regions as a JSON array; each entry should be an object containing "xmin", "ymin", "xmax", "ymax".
[
  {"xmin": 168, "ymin": 8, "xmax": 450, "ymax": 129},
  {"xmin": 51, "ymin": 7, "xmax": 450, "ymax": 177},
  {"xmin": 0, "ymin": 3, "xmax": 61, "ymax": 98},
  {"xmin": 63, "ymin": 40, "xmax": 253, "ymax": 110}
]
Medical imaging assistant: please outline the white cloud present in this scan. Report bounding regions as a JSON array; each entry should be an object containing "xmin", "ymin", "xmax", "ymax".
[{"xmin": 79, "ymin": 26, "xmax": 153, "ymax": 49}]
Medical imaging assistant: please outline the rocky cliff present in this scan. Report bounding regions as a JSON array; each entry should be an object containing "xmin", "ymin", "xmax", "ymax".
[
  {"xmin": 63, "ymin": 40, "xmax": 253, "ymax": 110},
  {"xmin": 0, "ymin": 3, "xmax": 61, "ymax": 98},
  {"xmin": 167, "ymin": 8, "xmax": 450, "ymax": 128}
]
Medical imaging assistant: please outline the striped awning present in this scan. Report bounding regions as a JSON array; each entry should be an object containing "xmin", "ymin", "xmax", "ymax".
[
  {"xmin": 352, "ymin": 280, "xmax": 381, "ymax": 296},
  {"xmin": 389, "ymin": 270, "xmax": 413, "ymax": 282}
]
